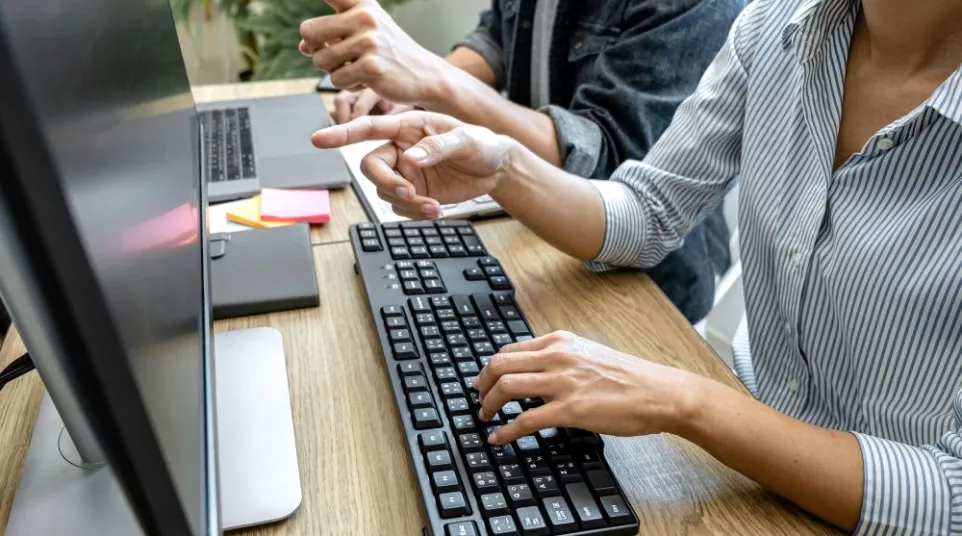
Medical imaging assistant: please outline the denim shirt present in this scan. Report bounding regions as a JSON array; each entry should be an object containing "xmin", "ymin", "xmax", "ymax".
[{"xmin": 456, "ymin": 0, "xmax": 746, "ymax": 322}]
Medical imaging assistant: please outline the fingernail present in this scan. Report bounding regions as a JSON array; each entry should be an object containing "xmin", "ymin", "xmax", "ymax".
[
  {"xmin": 478, "ymin": 409, "xmax": 487, "ymax": 421},
  {"xmin": 406, "ymin": 147, "xmax": 428, "ymax": 162},
  {"xmin": 395, "ymin": 187, "xmax": 409, "ymax": 199},
  {"xmin": 487, "ymin": 432, "xmax": 500, "ymax": 445},
  {"xmin": 421, "ymin": 203, "xmax": 437, "ymax": 216}
]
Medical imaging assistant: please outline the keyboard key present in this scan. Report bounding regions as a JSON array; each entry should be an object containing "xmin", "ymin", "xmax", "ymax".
[
  {"xmin": 389, "ymin": 329, "xmax": 411, "ymax": 342},
  {"xmin": 493, "ymin": 293, "xmax": 514, "ymax": 306},
  {"xmin": 403, "ymin": 221, "xmax": 436, "ymax": 229},
  {"xmin": 481, "ymin": 492, "xmax": 510, "ymax": 518},
  {"xmin": 410, "ymin": 246, "xmax": 430, "ymax": 259},
  {"xmin": 471, "ymin": 294, "xmax": 499, "ymax": 321},
  {"xmin": 516, "ymin": 436, "xmax": 539, "ymax": 453},
  {"xmin": 501, "ymin": 401, "xmax": 523, "ymax": 417},
  {"xmin": 399, "ymin": 269, "xmax": 419, "ymax": 280},
  {"xmin": 449, "ymin": 245, "xmax": 468, "ymax": 257},
  {"xmin": 479, "ymin": 355, "xmax": 493, "ymax": 368},
  {"xmin": 397, "ymin": 362, "xmax": 422, "ymax": 376},
  {"xmin": 388, "ymin": 238, "xmax": 406, "ymax": 248},
  {"xmin": 384, "ymin": 228, "xmax": 402, "ymax": 237},
  {"xmin": 409, "ymin": 296, "xmax": 431, "ymax": 313},
  {"xmin": 391, "ymin": 247, "xmax": 411, "ymax": 259},
  {"xmin": 357, "ymin": 223, "xmax": 376, "ymax": 230},
  {"xmin": 515, "ymin": 506, "xmax": 549, "ymax": 536},
  {"xmin": 499, "ymin": 464, "xmax": 525, "ymax": 484},
  {"xmin": 446, "ymin": 398, "xmax": 471, "ymax": 414},
  {"xmin": 437, "ymin": 309, "xmax": 457, "ymax": 321},
  {"xmin": 507, "ymin": 484, "xmax": 535, "ymax": 507},
  {"xmin": 425, "ymin": 339, "xmax": 446, "ymax": 352},
  {"xmin": 574, "ymin": 447, "xmax": 605, "ymax": 470},
  {"xmin": 462, "ymin": 316, "xmax": 482, "ymax": 328},
  {"xmin": 554, "ymin": 461, "xmax": 582, "ymax": 483},
  {"xmin": 407, "ymin": 237, "xmax": 426, "ymax": 247},
  {"xmin": 484, "ymin": 265, "xmax": 505, "ymax": 277},
  {"xmin": 420, "ymin": 325, "xmax": 441, "ymax": 338},
  {"xmin": 403, "ymin": 375, "xmax": 428, "ymax": 393},
  {"xmin": 458, "ymin": 361, "xmax": 480, "ymax": 376},
  {"xmin": 447, "ymin": 333, "xmax": 468, "ymax": 346},
  {"xmin": 451, "ymin": 294, "xmax": 474, "ymax": 315},
  {"xmin": 472, "ymin": 471, "xmax": 500, "ymax": 493},
  {"xmin": 381, "ymin": 305, "xmax": 403, "ymax": 317},
  {"xmin": 441, "ymin": 320, "xmax": 461, "ymax": 333},
  {"xmin": 498, "ymin": 306, "xmax": 521, "ymax": 321},
  {"xmin": 463, "ymin": 237, "xmax": 486, "ymax": 256},
  {"xmin": 443, "ymin": 235, "xmax": 462, "ymax": 245},
  {"xmin": 403, "ymin": 280, "xmax": 425, "ymax": 294},
  {"xmin": 403, "ymin": 228, "xmax": 422, "ymax": 237},
  {"xmin": 361, "ymin": 239, "xmax": 382, "ymax": 251},
  {"xmin": 441, "ymin": 382, "xmax": 465, "ymax": 398},
  {"xmin": 487, "ymin": 321, "xmax": 508, "ymax": 334},
  {"xmin": 439, "ymin": 227, "xmax": 457, "ymax": 236},
  {"xmin": 465, "ymin": 452, "xmax": 492, "ymax": 472},
  {"xmin": 488, "ymin": 515, "xmax": 519, "ymax": 536},
  {"xmin": 386, "ymin": 316, "xmax": 407, "ymax": 329},
  {"xmin": 469, "ymin": 391, "xmax": 482, "ymax": 407},
  {"xmin": 542, "ymin": 497, "xmax": 577, "ymax": 532},
  {"xmin": 438, "ymin": 491, "xmax": 470, "ymax": 518},
  {"xmin": 433, "ymin": 470, "xmax": 461, "ymax": 493},
  {"xmin": 453, "ymin": 347, "xmax": 474, "ymax": 360},
  {"xmin": 420, "ymin": 268, "xmax": 440, "ymax": 278},
  {"xmin": 565, "ymin": 482, "xmax": 605, "ymax": 528},
  {"xmin": 463, "ymin": 376, "xmax": 479, "ymax": 391},
  {"xmin": 408, "ymin": 391, "xmax": 434, "ymax": 410},
  {"xmin": 467, "ymin": 329, "xmax": 488, "ymax": 341},
  {"xmin": 533, "ymin": 475, "xmax": 560, "ymax": 496},
  {"xmin": 393, "ymin": 342, "xmax": 418, "ymax": 361},
  {"xmin": 416, "ymin": 313, "xmax": 436, "ymax": 325},
  {"xmin": 427, "ymin": 450, "xmax": 453, "ymax": 471},
  {"xmin": 446, "ymin": 521, "xmax": 478, "ymax": 536},
  {"xmin": 427, "ymin": 245, "xmax": 447, "ymax": 256},
  {"xmin": 492, "ymin": 334, "xmax": 514, "ymax": 349},
  {"xmin": 414, "ymin": 408, "xmax": 442, "ymax": 429},
  {"xmin": 422, "ymin": 228, "xmax": 439, "ymax": 237},
  {"xmin": 452, "ymin": 414, "xmax": 476, "ymax": 431},
  {"xmin": 473, "ymin": 342, "xmax": 495, "ymax": 356},
  {"xmin": 436, "ymin": 219, "xmax": 471, "ymax": 227},
  {"xmin": 459, "ymin": 433, "xmax": 484, "ymax": 451},
  {"xmin": 464, "ymin": 267, "xmax": 485, "ymax": 281},
  {"xmin": 430, "ymin": 353, "xmax": 452, "ymax": 368},
  {"xmin": 457, "ymin": 226, "xmax": 476, "ymax": 235},
  {"xmin": 419, "ymin": 431, "xmax": 447, "ymax": 452},
  {"xmin": 586, "ymin": 469, "xmax": 616, "ymax": 494},
  {"xmin": 522, "ymin": 455, "xmax": 550, "ymax": 476},
  {"xmin": 489, "ymin": 276, "xmax": 512, "ymax": 290},
  {"xmin": 600, "ymin": 494, "xmax": 631, "ymax": 522},
  {"xmin": 507, "ymin": 321, "xmax": 531, "ymax": 336},
  {"xmin": 491, "ymin": 443, "xmax": 518, "ymax": 464},
  {"xmin": 478, "ymin": 257, "xmax": 499, "ymax": 267},
  {"xmin": 435, "ymin": 366, "xmax": 457, "ymax": 381}
]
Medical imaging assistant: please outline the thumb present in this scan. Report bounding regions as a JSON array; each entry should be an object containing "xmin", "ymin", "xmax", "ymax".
[
  {"xmin": 324, "ymin": 0, "xmax": 360, "ymax": 13},
  {"xmin": 403, "ymin": 128, "xmax": 478, "ymax": 167}
]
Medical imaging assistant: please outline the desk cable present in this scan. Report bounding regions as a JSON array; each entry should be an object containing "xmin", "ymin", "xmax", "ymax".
[{"xmin": 0, "ymin": 352, "xmax": 34, "ymax": 392}]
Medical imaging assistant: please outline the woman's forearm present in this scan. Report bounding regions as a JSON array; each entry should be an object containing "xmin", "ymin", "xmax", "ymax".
[{"xmin": 673, "ymin": 376, "xmax": 865, "ymax": 531}]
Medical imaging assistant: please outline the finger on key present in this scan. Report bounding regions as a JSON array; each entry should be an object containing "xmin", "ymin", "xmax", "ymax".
[
  {"xmin": 478, "ymin": 372, "xmax": 551, "ymax": 423},
  {"xmin": 477, "ymin": 351, "xmax": 547, "ymax": 399},
  {"xmin": 488, "ymin": 403, "xmax": 565, "ymax": 445}
]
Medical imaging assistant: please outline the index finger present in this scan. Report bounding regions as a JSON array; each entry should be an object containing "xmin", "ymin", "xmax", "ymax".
[{"xmin": 312, "ymin": 116, "xmax": 404, "ymax": 148}]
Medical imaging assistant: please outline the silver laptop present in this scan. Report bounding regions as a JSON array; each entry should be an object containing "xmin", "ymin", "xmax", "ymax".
[{"xmin": 197, "ymin": 93, "xmax": 351, "ymax": 203}]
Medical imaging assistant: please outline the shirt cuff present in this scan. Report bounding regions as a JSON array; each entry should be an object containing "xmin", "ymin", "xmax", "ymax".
[
  {"xmin": 540, "ymin": 104, "xmax": 603, "ymax": 178},
  {"xmin": 852, "ymin": 432, "xmax": 953, "ymax": 535},
  {"xmin": 585, "ymin": 178, "xmax": 649, "ymax": 270},
  {"xmin": 453, "ymin": 30, "xmax": 504, "ymax": 88}
]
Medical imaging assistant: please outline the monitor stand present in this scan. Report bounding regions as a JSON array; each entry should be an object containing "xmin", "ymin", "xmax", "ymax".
[{"xmin": 5, "ymin": 327, "xmax": 301, "ymax": 535}]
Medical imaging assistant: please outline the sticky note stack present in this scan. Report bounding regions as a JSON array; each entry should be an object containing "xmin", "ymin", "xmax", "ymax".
[
  {"xmin": 225, "ymin": 195, "xmax": 294, "ymax": 229},
  {"xmin": 259, "ymin": 188, "xmax": 331, "ymax": 225}
]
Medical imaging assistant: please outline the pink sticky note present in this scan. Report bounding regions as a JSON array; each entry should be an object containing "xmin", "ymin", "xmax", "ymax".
[{"xmin": 259, "ymin": 188, "xmax": 331, "ymax": 224}]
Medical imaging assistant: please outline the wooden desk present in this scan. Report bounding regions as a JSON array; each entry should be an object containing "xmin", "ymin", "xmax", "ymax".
[
  {"xmin": 191, "ymin": 78, "xmax": 369, "ymax": 244},
  {"xmin": 0, "ymin": 216, "xmax": 838, "ymax": 535}
]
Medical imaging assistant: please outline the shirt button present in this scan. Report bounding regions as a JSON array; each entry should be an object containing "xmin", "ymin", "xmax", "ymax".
[
  {"xmin": 791, "ymin": 251, "xmax": 806, "ymax": 267},
  {"xmin": 521, "ymin": 21, "xmax": 531, "ymax": 29},
  {"xmin": 787, "ymin": 378, "xmax": 799, "ymax": 393},
  {"xmin": 878, "ymin": 136, "xmax": 894, "ymax": 151}
]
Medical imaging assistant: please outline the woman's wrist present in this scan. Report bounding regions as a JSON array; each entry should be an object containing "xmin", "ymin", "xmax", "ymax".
[{"xmin": 659, "ymin": 370, "xmax": 715, "ymax": 439}]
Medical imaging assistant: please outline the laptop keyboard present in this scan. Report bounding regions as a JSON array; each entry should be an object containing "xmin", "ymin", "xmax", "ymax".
[
  {"xmin": 351, "ymin": 220, "xmax": 640, "ymax": 536},
  {"xmin": 200, "ymin": 107, "xmax": 257, "ymax": 182}
]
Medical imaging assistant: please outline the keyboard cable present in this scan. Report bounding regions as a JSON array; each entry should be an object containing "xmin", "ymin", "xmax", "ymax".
[{"xmin": 0, "ymin": 352, "xmax": 34, "ymax": 393}]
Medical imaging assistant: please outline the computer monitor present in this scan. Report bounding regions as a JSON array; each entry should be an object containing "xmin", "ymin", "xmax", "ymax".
[{"xmin": 0, "ymin": 0, "xmax": 300, "ymax": 534}]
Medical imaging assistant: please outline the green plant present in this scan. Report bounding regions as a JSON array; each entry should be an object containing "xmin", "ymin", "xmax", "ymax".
[{"xmin": 169, "ymin": 0, "xmax": 413, "ymax": 81}]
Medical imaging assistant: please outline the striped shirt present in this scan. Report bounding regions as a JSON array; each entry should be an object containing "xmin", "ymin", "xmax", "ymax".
[{"xmin": 589, "ymin": 0, "xmax": 962, "ymax": 533}]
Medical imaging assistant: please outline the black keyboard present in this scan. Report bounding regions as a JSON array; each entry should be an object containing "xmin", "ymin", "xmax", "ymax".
[
  {"xmin": 351, "ymin": 221, "xmax": 640, "ymax": 536},
  {"xmin": 199, "ymin": 107, "xmax": 257, "ymax": 182}
]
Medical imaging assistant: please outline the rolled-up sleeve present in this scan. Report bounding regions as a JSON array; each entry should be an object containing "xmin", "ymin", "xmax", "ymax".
[
  {"xmin": 453, "ymin": 5, "xmax": 505, "ymax": 89},
  {"xmin": 587, "ymin": 7, "xmax": 748, "ymax": 269},
  {"xmin": 853, "ymin": 425, "xmax": 962, "ymax": 535}
]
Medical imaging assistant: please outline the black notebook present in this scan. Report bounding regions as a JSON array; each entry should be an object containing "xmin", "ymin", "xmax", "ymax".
[{"xmin": 210, "ymin": 224, "xmax": 319, "ymax": 319}]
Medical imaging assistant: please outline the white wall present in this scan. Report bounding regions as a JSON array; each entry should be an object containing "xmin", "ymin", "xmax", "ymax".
[{"xmin": 177, "ymin": 0, "xmax": 490, "ymax": 85}]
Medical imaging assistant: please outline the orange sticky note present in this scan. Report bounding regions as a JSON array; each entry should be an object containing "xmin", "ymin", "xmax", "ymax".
[
  {"xmin": 260, "ymin": 188, "xmax": 331, "ymax": 224},
  {"xmin": 226, "ymin": 195, "xmax": 293, "ymax": 228}
]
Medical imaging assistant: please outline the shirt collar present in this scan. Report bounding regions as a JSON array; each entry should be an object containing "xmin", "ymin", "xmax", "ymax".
[
  {"xmin": 781, "ymin": 0, "xmax": 858, "ymax": 61},
  {"xmin": 928, "ymin": 64, "xmax": 962, "ymax": 126}
]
